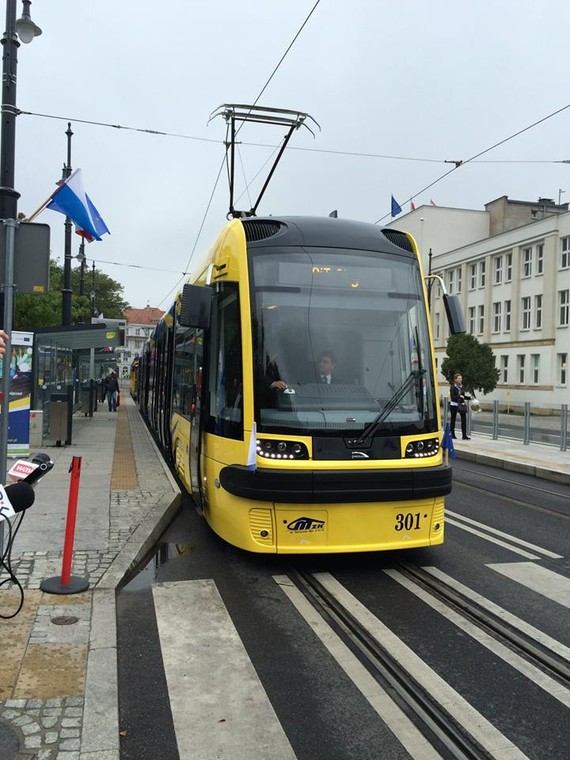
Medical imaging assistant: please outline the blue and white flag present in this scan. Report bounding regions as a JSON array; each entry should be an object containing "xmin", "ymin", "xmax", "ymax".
[
  {"xmin": 47, "ymin": 169, "xmax": 110, "ymax": 242},
  {"xmin": 441, "ymin": 422, "xmax": 456, "ymax": 461},
  {"xmin": 391, "ymin": 195, "xmax": 402, "ymax": 217},
  {"xmin": 247, "ymin": 421, "xmax": 257, "ymax": 471}
]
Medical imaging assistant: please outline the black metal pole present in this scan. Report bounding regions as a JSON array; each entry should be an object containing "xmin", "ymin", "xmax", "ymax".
[
  {"xmin": 77, "ymin": 238, "xmax": 86, "ymax": 323},
  {"xmin": 427, "ymin": 247, "xmax": 433, "ymax": 308},
  {"xmin": 0, "ymin": 0, "xmax": 19, "ymax": 334},
  {"xmin": 78, "ymin": 239, "xmax": 86, "ymax": 295},
  {"xmin": 61, "ymin": 121, "xmax": 73, "ymax": 325},
  {"xmin": 90, "ymin": 259, "xmax": 97, "ymax": 317},
  {"xmin": 0, "ymin": 0, "xmax": 19, "ymax": 220}
]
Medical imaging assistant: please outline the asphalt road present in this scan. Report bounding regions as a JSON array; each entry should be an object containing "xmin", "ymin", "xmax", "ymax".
[{"xmin": 117, "ymin": 462, "xmax": 570, "ymax": 760}]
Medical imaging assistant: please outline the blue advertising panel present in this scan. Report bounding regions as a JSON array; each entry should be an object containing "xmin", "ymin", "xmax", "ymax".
[{"xmin": 0, "ymin": 331, "xmax": 34, "ymax": 455}]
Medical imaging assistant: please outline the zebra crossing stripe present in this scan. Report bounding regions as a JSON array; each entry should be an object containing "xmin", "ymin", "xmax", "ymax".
[
  {"xmin": 152, "ymin": 579, "xmax": 297, "ymax": 760},
  {"xmin": 487, "ymin": 562, "xmax": 570, "ymax": 608}
]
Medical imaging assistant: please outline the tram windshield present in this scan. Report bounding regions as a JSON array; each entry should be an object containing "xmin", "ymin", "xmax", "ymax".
[{"xmin": 250, "ymin": 246, "xmax": 437, "ymax": 436}]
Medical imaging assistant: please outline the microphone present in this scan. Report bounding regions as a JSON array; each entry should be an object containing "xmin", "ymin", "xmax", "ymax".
[
  {"xmin": 23, "ymin": 453, "xmax": 54, "ymax": 486},
  {"xmin": 4, "ymin": 482, "xmax": 36, "ymax": 513}
]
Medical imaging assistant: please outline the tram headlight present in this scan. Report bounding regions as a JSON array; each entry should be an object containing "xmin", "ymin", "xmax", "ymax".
[
  {"xmin": 256, "ymin": 438, "xmax": 309, "ymax": 460},
  {"xmin": 404, "ymin": 438, "xmax": 440, "ymax": 458}
]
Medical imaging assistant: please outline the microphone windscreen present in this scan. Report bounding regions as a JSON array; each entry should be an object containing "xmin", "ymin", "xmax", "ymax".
[
  {"xmin": 5, "ymin": 481, "xmax": 35, "ymax": 513},
  {"xmin": 31, "ymin": 452, "xmax": 52, "ymax": 465}
]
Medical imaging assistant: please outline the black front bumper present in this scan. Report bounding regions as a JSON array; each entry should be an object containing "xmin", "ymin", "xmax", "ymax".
[{"xmin": 219, "ymin": 464, "xmax": 452, "ymax": 504}]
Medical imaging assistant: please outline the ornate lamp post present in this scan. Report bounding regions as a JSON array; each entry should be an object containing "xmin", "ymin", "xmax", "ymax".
[{"xmin": 0, "ymin": 0, "xmax": 42, "ymax": 520}]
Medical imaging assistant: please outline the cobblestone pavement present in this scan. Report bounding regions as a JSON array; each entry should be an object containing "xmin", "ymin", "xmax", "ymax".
[{"xmin": 0, "ymin": 397, "xmax": 181, "ymax": 760}]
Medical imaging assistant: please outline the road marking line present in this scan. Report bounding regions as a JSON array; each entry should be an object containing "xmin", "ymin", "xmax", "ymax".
[
  {"xmin": 423, "ymin": 566, "xmax": 570, "ymax": 660},
  {"xmin": 446, "ymin": 517, "xmax": 540, "ymax": 559},
  {"xmin": 447, "ymin": 509, "xmax": 563, "ymax": 558},
  {"xmin": 273, "ymin": 575, "xmax": 442, "ymax": 760},
  {"xmin": 153, "ymin": 579, "xmax": 297, "ymax": 760},
  {"xmin": 385, "ymin": 569, "xmax": 570, "ymax": 709},
  {"xmin": 487, "ymin": 562, "xmax": 570, "ymax": 609},
  {"xmin": 313, "ymin": 572, "xmax": 531, "ymax": 759}
]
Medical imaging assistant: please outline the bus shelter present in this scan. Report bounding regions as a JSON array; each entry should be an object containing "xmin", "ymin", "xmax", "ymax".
[{"xmin": 32, "ymin": 323, "xmax": 122, "ymax": 443}]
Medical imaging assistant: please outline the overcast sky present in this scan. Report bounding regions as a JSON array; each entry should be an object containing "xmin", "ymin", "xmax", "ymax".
[{"xmin": 12, "ymin": 0, "xmax": 570, "ymax": 310}]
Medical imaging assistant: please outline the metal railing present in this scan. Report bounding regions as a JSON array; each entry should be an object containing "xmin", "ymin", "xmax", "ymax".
[{"xmin": 441, "ymin": 398, "xmax": 568, "ymax": 452}]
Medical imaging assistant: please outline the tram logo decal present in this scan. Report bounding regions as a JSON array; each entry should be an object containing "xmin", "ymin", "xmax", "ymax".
[{"xmin": 287, "ymin": 516, "xmax": 325, "ymax": 533}]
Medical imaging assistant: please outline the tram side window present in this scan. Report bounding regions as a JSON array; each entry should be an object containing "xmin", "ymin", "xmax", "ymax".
[
  {"xmin": 207, "ymin": 283, "xmax": 243, "ymax": 440},
  {"xmin": 173, "ymin": 327, "xmax": 203, "ymax": 417}
]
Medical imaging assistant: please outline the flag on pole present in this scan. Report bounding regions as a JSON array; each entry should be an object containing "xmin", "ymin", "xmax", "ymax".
[
  {"xmin": 410, "ymin": 200, "xmax": 416, "ymax": 211},
  {"xmin": 47, "ymin": 169, "xmax": 110, "ymax": 242},
  {"xmin": 441, "ymin": 422, "xmax": 456, "ymax": 463},
  {"xmin": 430, "ymin": 199, "xmax": 437, "ymax": 206},
  {"xmin": 247, "ymin": 421, "xmax": 257, "ymax": 471},
  {"xmin": 391, "ymin": 195, "xmax": 402, "ymax": 217}
]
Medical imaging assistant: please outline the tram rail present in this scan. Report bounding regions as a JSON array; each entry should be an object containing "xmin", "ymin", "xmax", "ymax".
[
  {"xmin": 287, "ymin": 563, "xmax": 570, "ymax": 759},
  {"xmin": 288, "ymin": 568, "xmax": 493, "ymax": 760}
]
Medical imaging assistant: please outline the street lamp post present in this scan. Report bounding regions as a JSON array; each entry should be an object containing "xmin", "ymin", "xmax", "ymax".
[
  {"xmin": 0, "ymin": 0, "xmax": 41, "ymax": 538},
  {"xmin": 90, "ymin": 260, "xmax": 97, "ymax": 318},
  {"xmin": 61, "ymin": 122, "xmax": 73, "ymax": 325},
  {"xmin": 76, "ymin": 238, "xmax": 86, "ymax": 323}
]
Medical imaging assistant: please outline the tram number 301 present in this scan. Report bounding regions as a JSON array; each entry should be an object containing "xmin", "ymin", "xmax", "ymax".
[{"xmin": 394, "ymin": 512, "xmax": 424, "ymax": 531}]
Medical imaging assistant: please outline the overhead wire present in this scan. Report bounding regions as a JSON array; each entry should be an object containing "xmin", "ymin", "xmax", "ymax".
[
  {"xmin": 174, "ymin": 0, "xmax": 322, "ymax": 304},
  {"xmin": 374, "ymin": 101, "xmax": 570, "ymax": 223},
  {"xmin": 17, "ymin": 106, "xmax": 570, "ymax": 166}
]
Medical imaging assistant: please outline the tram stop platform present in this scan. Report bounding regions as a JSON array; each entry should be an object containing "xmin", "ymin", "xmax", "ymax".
[{"xmin": 0, "ymin": 391, "xmax": 568, "ymax": 759}]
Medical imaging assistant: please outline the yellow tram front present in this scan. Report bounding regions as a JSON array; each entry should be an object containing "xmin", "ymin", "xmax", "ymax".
[{"xmin": 175, "ymin": 215, "xmax": 456, "ymax": 554}]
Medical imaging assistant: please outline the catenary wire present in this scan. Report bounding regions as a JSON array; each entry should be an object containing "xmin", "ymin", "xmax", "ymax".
[
  {"xmin": 16, "ymin": 107, "xmax": 570, "ymax": 167},
  {"xmin": 374, "ymin": 101, "xmax": 570, "ymax": 223}
]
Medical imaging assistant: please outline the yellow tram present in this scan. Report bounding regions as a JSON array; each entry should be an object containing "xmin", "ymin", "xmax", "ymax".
[{"xmin": 137, "ymin": 214, "xmax": 464, "ymax": 553}]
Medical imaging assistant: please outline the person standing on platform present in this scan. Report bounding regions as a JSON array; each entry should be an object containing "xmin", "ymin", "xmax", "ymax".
[{"xmin": 449, "ymin": 372, "xmax": 470, "ymax": 440}]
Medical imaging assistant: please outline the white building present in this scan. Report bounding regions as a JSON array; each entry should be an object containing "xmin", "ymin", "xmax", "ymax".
[
  {"xmin": 122, "ymin": 307, "xmax": 165, "ymax": 377},
  {"xmin": 387, "ymin": 196, "xmax": 569, "ymax": 409}
]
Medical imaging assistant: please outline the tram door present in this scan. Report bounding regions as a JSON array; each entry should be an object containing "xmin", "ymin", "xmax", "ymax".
[{"xmin": 189, "ymin": 330, "xmax": 204, "ymax": 499}]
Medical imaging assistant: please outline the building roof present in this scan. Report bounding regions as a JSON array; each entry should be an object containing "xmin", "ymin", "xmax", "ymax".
[{"xmin": 123, "ymin": 307, "xmax": 165, "ymax": 326}]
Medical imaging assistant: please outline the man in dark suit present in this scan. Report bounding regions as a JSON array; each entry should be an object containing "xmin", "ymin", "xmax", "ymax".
[{"xmin": 318, "ymin": 351, "xmax": 338, "ymax": 384}]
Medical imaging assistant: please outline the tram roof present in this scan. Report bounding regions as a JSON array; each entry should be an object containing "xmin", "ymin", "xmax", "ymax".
[{"xmin": 242, "ymin": 216, "xmax": 415, "ymax": 257}]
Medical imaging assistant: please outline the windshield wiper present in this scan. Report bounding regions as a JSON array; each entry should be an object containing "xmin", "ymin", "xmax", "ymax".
[{"xmin": 355, "ymin": 369, "xmax": 426, "ymax": 444}]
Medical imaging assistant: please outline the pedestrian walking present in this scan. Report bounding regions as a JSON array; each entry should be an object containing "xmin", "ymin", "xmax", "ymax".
[{"xmin": 102, "ymin": 371, "xmax": 120, "ymax": 411}]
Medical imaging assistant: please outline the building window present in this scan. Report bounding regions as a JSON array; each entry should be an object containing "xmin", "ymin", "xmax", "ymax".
[
  {"xmin": 522, "ymin": 247, "xmax": 532, "ymax": 277},
  {"xmin": 500, "ymin": 355, "xmax": 508, "ymax": 383},
  {"xmin": 504, "ymin": 299, "xmax": 511, "ymax": 332},
  {"xmin": 521, "ymin": 296, "xmax": 531, "ymax": 330},
  {"xmin": 559, "ymin": 289, "xmax": 569, "ymax": 326},
  {"xmin": 561, "ymin": 237, "xmax": 570, "ymax": 269},
  {"xmin": 494, "ymin": 255, "xmax": 503, "ymax": 284},
  {"xmin": 447, "ymin": 269, "xmax": 455, "ymax": 294},
  {"xmin": 534, "ymin": 294, "xmax": 542, "ymax": 329},
  {"xmin": 493, "ymin": 301, "xmax": 502, "ymax": 333},
  {"xmin": 435, "ymin": 312, "xmax": 440, "ymax": 340},
  {"xmin": 469, "ymin": 263, "xmax": 477, "ymax": 290},
  {"xmin": 456, "ymin": 268, "xmax": 462, "ymax": 293},
  {"xmin": 468, "ymin": 306, "xmax": 475, "ymax": 334},
  {"xmin": 478, "ymin": 304, "xmax": 484, "ymax": 334},
  {"xmin": 529, "ymin": 353, "xmax": 537, "ymax": 383},
  {"xmin": 536, "ymin": 244, "xmax": 544, "ymax": 275},
  {"xmin": 505, "ymin": 252, "xmax": 513, "ymax": 282},
  {"xmin": 479, "ymin": 261, "xmax": 486, "ymax": 287},
  {"xmin": 517, "ymin": 354, "xmax": 525, "ymax": 384},
  {"xmin": 558, "ymin": 353, "xmax": 568, "ymax": 385}
]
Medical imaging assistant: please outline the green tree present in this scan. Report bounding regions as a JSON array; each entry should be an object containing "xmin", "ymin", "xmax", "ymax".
[
  {"xmin": 440, "ymin": 333, "xmax": 499, "ymax": 396},
  {"xmin": 14, "ymin": 259, "xmax": 130, "ymax": 330}
]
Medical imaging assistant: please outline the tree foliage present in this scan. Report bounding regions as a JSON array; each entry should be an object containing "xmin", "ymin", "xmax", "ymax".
[
  {"xmin": 14, "ymin": 259, "xmax": 130, "ymax": 330},
  {"xmin": 440, "ymin": 333, "xmax": 499, "ymax": 396}
]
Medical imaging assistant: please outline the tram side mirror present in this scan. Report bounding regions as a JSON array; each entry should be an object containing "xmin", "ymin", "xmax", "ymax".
[
  {"xmin": 179, "ymin": 283, "xmax": 212, "ymax": 329},
  {"xmin": 443, "ymin": 294, "xmax": 466, "ymax": 335}
]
